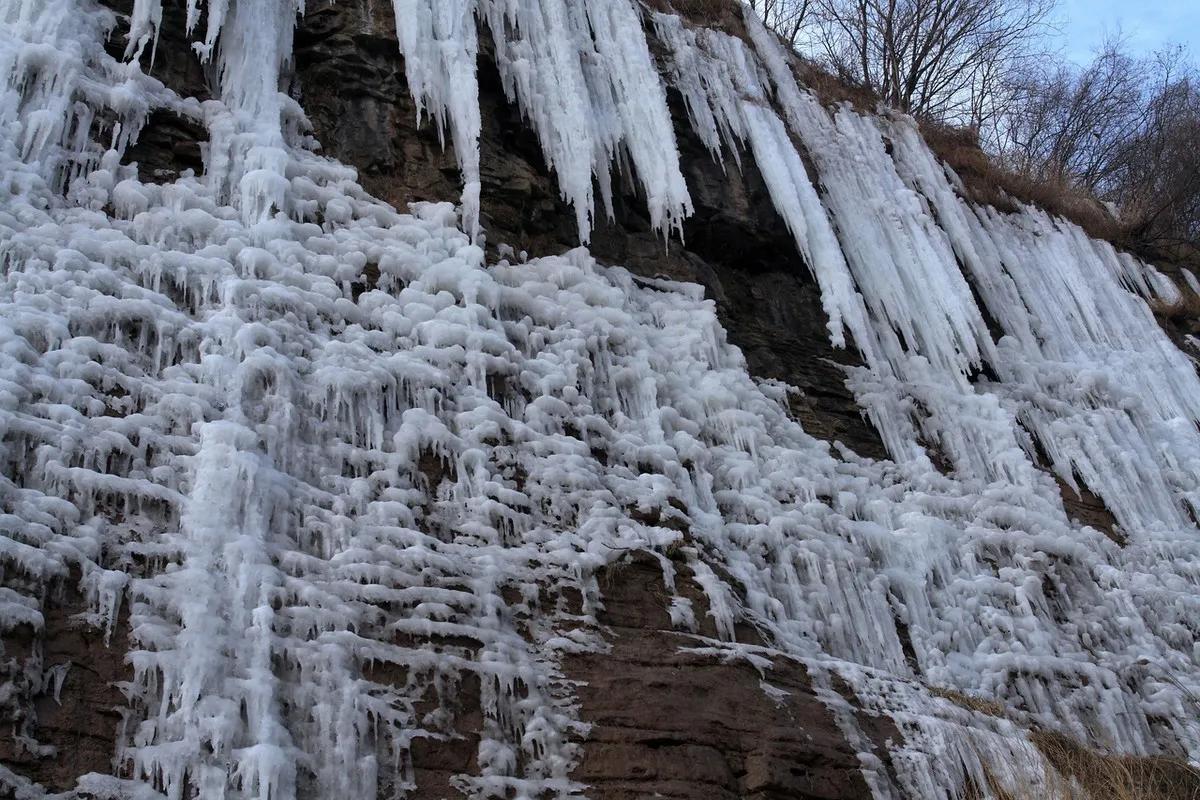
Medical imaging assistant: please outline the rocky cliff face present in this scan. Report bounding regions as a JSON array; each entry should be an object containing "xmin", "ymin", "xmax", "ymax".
[
  {"xmin": 4, "ymin": 1, "xmax": 1200, "ymax": 799},
  {"xmin": 291, "ymin": 1, "xmax": 886, "ymax": 462},
  {"xmin": 289, "ymin": 16, "xmax": 897, "ymax": 793},
  {"xmin": 5, "ymin": 5, "xmax": 891, "ymax": 797}
]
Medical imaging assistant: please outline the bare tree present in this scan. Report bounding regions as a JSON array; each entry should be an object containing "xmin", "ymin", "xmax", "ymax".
[
  {"xmin": 1110, "ymin": 52, "xmax": 1200, "ymax": 249},
  {"xmin": 993, "ymin": 41, "xmax": 1200, "ymax": 250},
  {"xmin": 993, "ymin": 39, "xmax": 1148, "ymax": 190},
  {"xmin": 807, "ymin": 0, "xmax": 1054, "ymax": 124},
  {"xmin": 746, "ymin": 0, "xmax": 815, "ymax": 46}
]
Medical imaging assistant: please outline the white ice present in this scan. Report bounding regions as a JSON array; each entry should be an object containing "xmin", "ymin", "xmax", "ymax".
[{"xmin": 3, "ymin": 2, "xmax": 1200, "ymax": 800}]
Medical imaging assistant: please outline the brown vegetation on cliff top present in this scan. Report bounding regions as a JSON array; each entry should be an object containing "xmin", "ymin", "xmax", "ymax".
[{"xmin": 920, "ymin": 120, "xmax": 1127, "ymax": 242}]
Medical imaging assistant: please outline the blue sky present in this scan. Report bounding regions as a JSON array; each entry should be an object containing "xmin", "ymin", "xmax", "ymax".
[{"xmin": 1057, "ymin": 0, "xmax": 1200, "ymax": 64}]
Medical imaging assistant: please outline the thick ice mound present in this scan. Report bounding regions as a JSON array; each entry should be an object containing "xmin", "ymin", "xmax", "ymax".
[{"xmin": 2, "ymin": 1, "xmax": 1200, "ymax": 798}]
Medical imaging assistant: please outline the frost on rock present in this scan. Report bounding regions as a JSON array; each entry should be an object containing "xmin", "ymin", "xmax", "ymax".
[{"xmin": 3, "ymin": 1, "xmax": 1200, "ymax": 800}]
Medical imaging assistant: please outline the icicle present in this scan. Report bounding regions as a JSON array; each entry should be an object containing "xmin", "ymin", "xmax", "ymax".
[
  {"xmin": 473, "ymin": 0, "xmax": 692, "ymax": 242},
  {"xmin": 125, "ymin": 0, "xmax": 164, "ymax": 64},
  {"xmin": 392, "ymin": 0, "xmax": 483, "ymax": 239}
]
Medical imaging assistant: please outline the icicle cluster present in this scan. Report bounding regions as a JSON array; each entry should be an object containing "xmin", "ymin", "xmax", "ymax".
[
  {"xmin": 3, "ymin": 1, "xmax": 1200, "ymax": 799},
  {"xmin": 396, "ymin": 0, "xmax": 694, "ymax": 243}
]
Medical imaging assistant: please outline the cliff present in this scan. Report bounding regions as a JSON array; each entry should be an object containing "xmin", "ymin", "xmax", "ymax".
[{"xmin": 2, "ymin": 1, "xmax": 1200, "ymax": 799}]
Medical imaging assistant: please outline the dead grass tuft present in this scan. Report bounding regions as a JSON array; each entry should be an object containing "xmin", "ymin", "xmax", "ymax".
[
  {"xmin": 929, "ymin": 686, "xmax": 1008, "ymax": 718},
  {"xmin": 964, "ymin": 767, "xmax": 1024, "ymax": 800},
  {"xmin": 1029, "ymin": 729, "xmax": 1200, "ymax": 800}
]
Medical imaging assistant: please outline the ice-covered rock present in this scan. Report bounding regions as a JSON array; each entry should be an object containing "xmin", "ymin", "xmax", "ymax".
[{"xmin": 2, "ymin": 1, "xmax": 1200, "ymax": 798}]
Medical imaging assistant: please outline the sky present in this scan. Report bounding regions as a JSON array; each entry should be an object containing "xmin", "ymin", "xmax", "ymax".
[{"xmin": 1057, "ymin": 0, "xmax": 1200, "ymax": 65}]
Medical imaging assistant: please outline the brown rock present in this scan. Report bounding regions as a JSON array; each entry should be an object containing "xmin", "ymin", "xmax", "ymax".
[
  {"xmin": 0, "ymin": 585, "xmax": 130, "ymax": 794},
  {"xmin": 564, "ymin": 552, "xmax": 886, "ymax": 800}
]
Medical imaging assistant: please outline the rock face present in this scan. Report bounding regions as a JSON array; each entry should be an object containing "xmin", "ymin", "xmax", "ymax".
[
  {"xmin": 0, "ymin": 587, "xmax": 129, "ymax": 793},
  {"xmin": 1, "ymin": 2, "xmax": 893, "ymax": 797},
  {"xmin": 291, "ymin": 1, "xmax": 887, "ymax": 462},
  {"xmin": 6, "ymin": 2, "xmax": 1200, "ymax": 799},
  {"xmin": 292, "ymin": 7, "xmax": 897, "ymax": 795},
  {"xmin": 565, "ymin": 551, "xmax": 890, "ymax": 800}
]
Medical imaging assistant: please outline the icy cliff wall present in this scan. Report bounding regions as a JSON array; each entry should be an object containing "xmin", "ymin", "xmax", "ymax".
[{"xmin": 3, "ymin": 1, "xmax": 1200, "ymax": 798}]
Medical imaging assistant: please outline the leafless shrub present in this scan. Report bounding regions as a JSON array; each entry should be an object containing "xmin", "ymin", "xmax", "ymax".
[{"xmin": 801, "ymin": 0, "xmax": 1054, "ymax": 125}]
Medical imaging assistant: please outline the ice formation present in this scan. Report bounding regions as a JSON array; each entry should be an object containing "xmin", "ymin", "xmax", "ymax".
[
  {"xmin": 3, "ymin": 0, "xmax": 1200, "ymax": 799},
  {"xmin": 398, "ymin": 0, "xmax": 694, "ymax": 244}
]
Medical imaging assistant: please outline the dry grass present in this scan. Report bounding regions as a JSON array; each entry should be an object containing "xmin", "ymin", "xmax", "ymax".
[
  {"xmin": 1029, "ymin": 729, "xmax": 1200, "ymax": 800},
  {"xmin": 929, "ymin": 685, "xmax": 1008, "ymax": 718},
  {"xmin": 961, "ymin": 731, "xmax": 1200, "ymax": 800},
  {"xmin": 928, "ymin": 686, "xmax": 1200, "ymax": 800},
  {"xmin": 965, "ymin": 767, "xmax": 1025, "ymax": 800},
  {"xmin": 920, "ymin": 121, "xmax": 1128, "ymax": 243},
  {"xmin": 791, "ymin": 60, "xmax": 883, "ymax": 113},
  {"xmin": 641, "ymin": 0, "xmax": 749, "ymax": 38}
]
